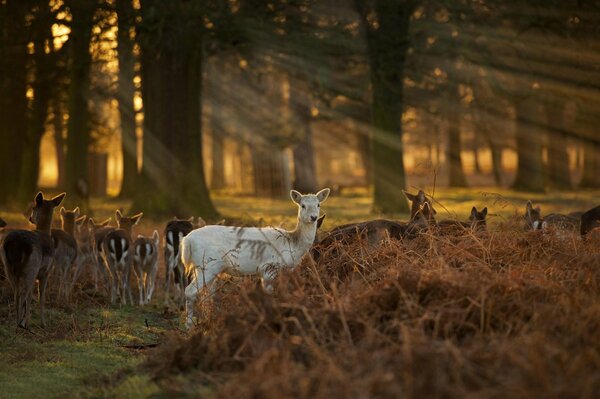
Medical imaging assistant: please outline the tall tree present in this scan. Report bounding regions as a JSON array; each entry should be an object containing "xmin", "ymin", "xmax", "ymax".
[
  {"xmin": 290, "ymin": 78, "xmax": 318, "ymax": 193},
  {"xmin": 544, "ymin": 96, "xmax": 571, "ymax": 189},
  {"xmin": 354, "ymin": 0, "xmax": 414, "ymax": 213},
  {"xmin": 446, "ymin": 83, "xmax": 468, "ymax": 187},
  {"xmin": 0, "ymin": 1, "xmax": 29, "ymax": 207},
  {"xmin": 17, "ymin": 2, "xmax": 55, "ymax": 203},
  {"xmin": 512, "ymin": 97, "xmax": 545, "ymax": 192},
  {"xmin": 134, "ymin": 0, "xmax": 218, "ymax": 218},
  {"xmin": 65, "ymin": 0, "xmax": 96, "ymax": 210},
  {"xmin": 116, "ymin": 0, "xmax": 138, "ymax": 198}
]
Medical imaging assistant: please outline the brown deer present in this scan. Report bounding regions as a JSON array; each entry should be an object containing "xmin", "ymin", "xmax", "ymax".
[
  {"xmin": 70, "ymin": 215, "xmax": 92, "ymax": 292},
  {"xmin": 164, "ymin": 217, "xmax": 196, "ymax": 305},
  {"xmin": 0, "ymin": 192, "xmax": 65, "ymax": 328},
  {"xmin": 53, "ymin": 207, "xmax": 79, "ymax": 301},
  {"xmin": 524, "ymin": 201, "xmax": 578, "ymax": 232},
  {"xmin": 102, "ymin": 210, "xmax": 143, "ymax": 305},
  {"xmin": 133, "ymin": 230, "xmax": 159, "ymax": 305},
  {"xmin": 580, "ymin": 205, "xmax": 600, "ymax": 236},
  {"xmin": 312, "ymin": 190, "xmax": 435, "ymax": 261},
  {"xmin": 88, "ymin": 217, "xmax": 113, "ymax": 292}
]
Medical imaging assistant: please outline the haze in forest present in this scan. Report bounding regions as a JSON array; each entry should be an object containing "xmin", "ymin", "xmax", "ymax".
[{"xmin": 1, "ymin": 0, "xmax": 598, "ymax": 217}]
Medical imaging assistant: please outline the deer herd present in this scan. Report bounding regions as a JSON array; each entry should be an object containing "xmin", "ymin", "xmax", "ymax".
[{"xmin": 0, "ymin": 189, "xmax": 598, "ymax": 330}]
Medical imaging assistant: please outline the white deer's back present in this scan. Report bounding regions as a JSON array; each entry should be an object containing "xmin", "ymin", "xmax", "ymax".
[{"xmin": 183, "ymin": 225, "xmax": 308, "ymax": 275}]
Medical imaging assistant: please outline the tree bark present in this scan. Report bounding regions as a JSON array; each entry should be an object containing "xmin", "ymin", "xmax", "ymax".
[
  {"xmin": 17, "ymin": 3, "xmax": 53, "ymax": 203},
  {"xmin": 116, "ymin": 0, "xmax": 138, "ymax": 198},
  {"xmin": 512, "ymin": 98, "xmax": 545, "ymax": 192},
  {"xmin": 65, "ymin": 0, "xmax": 96, "ymax": 211},
  {"xmin": 54, "ymin": 100, "xmax": 67, "ymax": 190},
  {"xmin": 580, "ymin": 141, "xmax": 600, "ymax": 188},
  {"xmin": 544, "ymin": 98, "xmax": 571, "ymax": 189},
  {"xmin": 447, "ymin": 84, "xmax": 468, "ymax": 187},
  {"xmin": 134, "ymin": 0, "xmax": 218, "ymax": 218},
  {"xmin": 356, "ymin": 0, "xmax": 413, "ymax": 214},
  {"xmin": 0, "ymin": 1, "xmax": 28, "ymax": 207},
  {"xmin": 489, "ymin": 140, "xmax": 503, "ymax": 186},
  {"xmin": 289, "ymin": 79, "xmax": 318, "ymax": 193}
]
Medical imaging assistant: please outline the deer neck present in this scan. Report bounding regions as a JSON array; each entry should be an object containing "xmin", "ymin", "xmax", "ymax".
[
  {"xmin": 289, "ymin": 217, "xmax": 318, "ymax": 255},
  {"xmin": 62, "ymin": 220, "xmax": 76, "ymax": 237},
  {"xmin": 36, "ymin": 217, "xmax": 53, "ymax": 235}
]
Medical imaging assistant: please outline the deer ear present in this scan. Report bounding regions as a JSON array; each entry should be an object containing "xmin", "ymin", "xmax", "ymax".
[
  {"xmin": 187, "ymin": 216, "xmax": 194, "ymax": 223},
  {"xmin": 196, "ymin": 217, "xmax": 206, "ymax": 228},
  {"xmin": 74, "ymin": 207, "xmax": 80, "ymax": 217},
  {"xmin": 152, "ymin": 230, "xmax": 159, "ymax": 242},
  {"xmin": 35, "ymin": 192, "xmax": 44, "ymax": 206},
  {"xmin": 87, "ymin": 218, "xmax": 95, "ymax": 229},
  {"xmin": 51, "ymin": 193, "xmax": 66, "ymax": 207},
  {"xmin": 60, "ymin": 207, "xmax": 66, "ymax": 216},
  {"xmin": 470, "ymin": 206, "xmax": 477, "ymax": 218},
  {"xmin": 316, "ymin": 214, "xmax": 326, "ymax": 229},
  {"xmin": 101, "ymin": 218, "xmax": 111, "ymax": 227},
  {"xmin": 316, "ymin": 188, "xmax": 330, "ymax": 203},
  {"xmin": 482, "ymin": 207, "xmax": 488, "ymax": 217},
  {"xmin": 526, "ymin": 201, "xmax": 533, "ymax": 211},
  {"xmin": 402, "ymin": 190, "xmax": 416, "ymax": 201},
  {"xmin": 290, "ymin": 190, "xmax": 302, "ymax": 204},
  {"xmin": 115, "ymin": 210, "xmax": 123, "ymax": 222},
  {"xmin": 131, "ymin": 212, "xmax": 143, "ymax": 225},
  {"xmin": 76, "ymin": 215, "xmax": 87, "ymax": 225}
]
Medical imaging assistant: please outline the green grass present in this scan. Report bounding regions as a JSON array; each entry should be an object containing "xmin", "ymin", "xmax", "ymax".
[{"xmin": 1, "ymin": 188, "xmax": 599, "ymax": 397}]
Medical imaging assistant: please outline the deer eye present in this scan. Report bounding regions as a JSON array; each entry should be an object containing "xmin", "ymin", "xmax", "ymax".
[
  {"xmin": 301, "ymin": 205, "xmax": 306, "ymax": 209},
  {"xmin": 317, "ymin": 204, "xmax": 320, "ymax": 208}
]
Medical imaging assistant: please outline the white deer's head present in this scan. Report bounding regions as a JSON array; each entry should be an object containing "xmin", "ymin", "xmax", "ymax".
[{"xmin": 290, "ymin": 188, "xmax": 330, "ymax": 224}]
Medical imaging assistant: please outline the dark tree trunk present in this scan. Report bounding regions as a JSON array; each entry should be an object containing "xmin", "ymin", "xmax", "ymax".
[
  {"xmin": 251, "ymin": 146, "xmax": 289, "ymax": 198},
  {"xmin": 54, "ymin": 100, "xmax": 67, "ymax": 190},
  {"xmin": 289, "ymin": 79, "xmax": 318, "ymax": 193},
  {"xmin": 489, "ymin": 140, "xmax": 503, "ymax": 186},
  {"xmin": 0, "ymin": 1, "xmax": 28, "ymax": 206},
  {"xmin": 544, "ymin": 99, "xmax": 571, "ymax": 189},
  {"xmin": 513, "ymin": 98, "xmax": 545, "ymax": 192},
  {"xmin": 17, "ymin": 3, "xmax": 53, "ymax": 203},
  {"xmin": 65, "ymin": 0, "xmax": 96, "ymax": 211},
  {"xmin": 580, "ymin": 141, "xmax": 600, "ymax": 188},
  {"xmin": 134, "ymin": 0, "xmax": 217, "ymax": 218},
  {"xmin": 447, "ymin": 84, "xmax": 468, "ymax": 187},
  {"xmin": 116, "ymin": 0, "xmax": 138, "ymax": 198},
  {"xmin": 356, "ymin": 0, "xmax": 412, "ymax": 214}
]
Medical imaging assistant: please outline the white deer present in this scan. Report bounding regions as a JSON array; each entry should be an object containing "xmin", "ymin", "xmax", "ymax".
[{"xmin": 181, "ymin": 188, "xmax": 330, "ymax": 329}]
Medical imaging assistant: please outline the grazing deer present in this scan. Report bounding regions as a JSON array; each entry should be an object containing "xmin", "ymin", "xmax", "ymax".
[
  {"xmin": 133, "ymin": 230, "xmax": 160, "ymax": 305},
  {"xmin": 70, "ymin": 215, "xmax": 93, "ymax": 292},
  {"xmin": 0, "ymin": 192, "xmax": 65, "ymax": 328},
  {"xmin": 580, "ymin": 205, "xmax": 600, "ymax": 236},
  {"xmin": 182, "ymin": 188, "xmax": 330, "ymax": 329},
  {"xmin": 101, "ymin": 211, "xmax": 143, "ymax": 305},
  {"xmin": 52, "ymin": 207, "xmax": 79, "ymax": 301},
  {"xmin": 164, "ymin": 217, "xmax": 198, "ymax": 306},
  {"xmin": 88, "ymin": 217, "xmax": 113, "ymax": 291},
  {"xmin": 524, "ymin": 201, "xmax": 578, "ymax": 232}
]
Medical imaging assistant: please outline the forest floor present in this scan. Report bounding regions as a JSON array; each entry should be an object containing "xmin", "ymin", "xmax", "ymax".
[{"xmin": 0, "ymin": 188, "xmax": 599, "ymax": 398}]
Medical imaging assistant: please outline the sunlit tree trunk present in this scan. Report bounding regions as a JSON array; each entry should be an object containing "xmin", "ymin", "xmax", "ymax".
[
  {"xmin": 116, "ymin": 0, "xmax": 138, "ymax": 198},
  {"xmin": 65, "ymin": 0, "xmax": 96, "ymax": 211},
  {"xmin": 54, "ymin": 100, "xmax": 67, "ymax": 190},
  {"xmin": 0, "ymin": 1, "xmax": 28, "ymax": 207},
  {"xmin": 289, "ymin": 79, "xmax": 318, "ymax": 193},
  {"xmin": 210, "ymin": 123, "xmax": 226, "ymax": 190},
  {"xmin": 355, "ymin": 0, "xmax": 412, "ymax": 214},
  {"xmin": 544, "ymin": 98, "xmax": 571, "ymax": 189},
  {"xmin": 134, "ymin": 0, "xmax": 217, "ymax": 218},
  {"xmin": 17, "ymin": 3, "xmax": 53, "ymax": 203},
  {"xmin": 513, "ymin": 98, "xmax": 545, "ymax": 192},
  {"xmin": 252, "ymin": 146, "xmax": 289, "ymax": 198}
]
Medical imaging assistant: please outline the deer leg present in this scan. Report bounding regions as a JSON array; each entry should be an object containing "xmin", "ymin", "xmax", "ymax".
[{"xmin": 38, "ymin": 271, "xmax": 50, "ymax": 328}]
